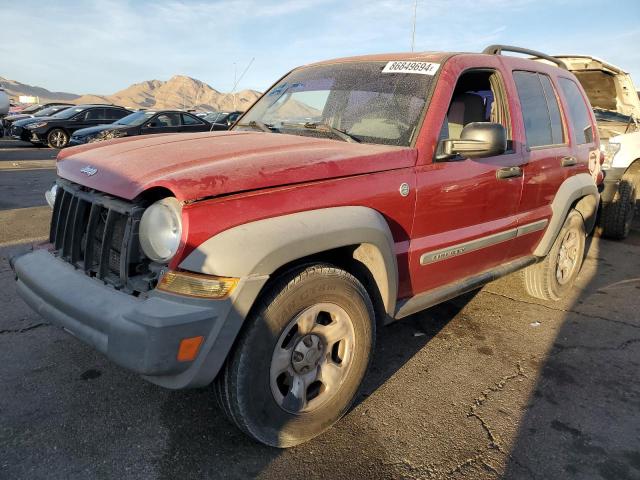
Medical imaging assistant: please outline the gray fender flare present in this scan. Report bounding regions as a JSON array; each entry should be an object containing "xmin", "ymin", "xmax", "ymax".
[
  {"xmin": 534, "ymin": 173, "xmax": 600, "ymax": 257},
  {"xmin": 180, "ymin": 206, "xmax": 399, "ymax": 315}
]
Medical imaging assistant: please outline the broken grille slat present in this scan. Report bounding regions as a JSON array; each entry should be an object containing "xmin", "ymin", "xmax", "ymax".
[
  {"xmin": 54, "ymin": 191, "xmax": 72, "ymax": 250},
  {"xmin": 61, "ymin": 196, "xmax": 79, "ymax": 258},
  {"xmin": 83, "ymin": 203, "xmax": 102, "ymax": 273},
  {"xmin": 70, "ymin": 199, "xmax": 90, "ymax": 265},
  {"xmin": 97, "ymin": 210, "xmax": 116, "ymax": 280}
]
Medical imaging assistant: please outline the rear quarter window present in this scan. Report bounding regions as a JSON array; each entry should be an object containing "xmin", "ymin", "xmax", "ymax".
[{"xmin": 558, "ymin": 78, "xmax": 594, "ymax": 144}]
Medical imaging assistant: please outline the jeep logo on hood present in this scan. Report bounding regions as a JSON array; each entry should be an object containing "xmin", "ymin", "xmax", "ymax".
[{"xmin": 80, "ymin": 166, "xmax": 98, "ymax": 176}]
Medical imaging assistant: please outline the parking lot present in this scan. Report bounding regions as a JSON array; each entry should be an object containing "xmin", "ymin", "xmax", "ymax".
[{"xmin": 1, "ymin": 138, "xmax": 639, "ymax": 479}]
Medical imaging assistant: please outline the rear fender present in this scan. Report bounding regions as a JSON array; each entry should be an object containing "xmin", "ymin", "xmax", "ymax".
[{"xmin": 534, "ymin": 173, "xmax": 599, "ymax": 256}]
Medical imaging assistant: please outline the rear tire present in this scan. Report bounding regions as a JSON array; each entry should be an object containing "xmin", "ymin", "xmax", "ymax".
[
  {"xmin": 214, "ymin": 264, "xmax": 375, "ymax": 447},
  {"xmin": 599, "ymin": 174, "xmax": 637, "ymax": 240},
  {"xmin": 523, "ymin": 209, "xmax": 586, "ymax": 301},
  {"xmin": 47, "ymin": 128, "xmax": 69, "ymax": 149}
]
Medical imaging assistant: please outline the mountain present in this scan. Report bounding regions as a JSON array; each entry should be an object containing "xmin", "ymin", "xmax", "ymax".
[
  {"xmin": 0, "ymin": 77, "xmax": 80, "ymax": 103},
  {"xmin": 0, "ymin": 75, "xmax": 261, "ymax": 112}
]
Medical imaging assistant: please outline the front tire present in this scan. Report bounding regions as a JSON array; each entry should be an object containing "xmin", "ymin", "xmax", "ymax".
[
  {"xmin": 47, "ymin": 128, "xmax": 69, "ymax": 149},
  {"xmin": 599, "ymin": 174, "xmax": 637, "ymax": 240},
  {"xmin": 215, "ymin": 264, "xmax": 375, "ymax": 447},
  {"xmin": 523, "ymin": 209, "xmax": 586, "ymax": 301}
]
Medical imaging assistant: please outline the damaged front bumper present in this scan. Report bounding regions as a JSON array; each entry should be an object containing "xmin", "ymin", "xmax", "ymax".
[{"xmin": 11, "ymin": 248, "xmax": 267, "ymax": 389}]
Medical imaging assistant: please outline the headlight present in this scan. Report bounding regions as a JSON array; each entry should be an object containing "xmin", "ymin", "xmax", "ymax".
[
  {"xmin": 44, "ymin": 183, "xmax": 58, "ymax": 209},
  {"xmin": 139, "ymin": 197, "xmax": 183, "ymax": 263},
  {"xmin": 600, "ymin": 141, "xmax": 621, "ymax": 169},
  {"xmin": 28, "ymin": 121, "xmax": 48, "ymax": 129}
]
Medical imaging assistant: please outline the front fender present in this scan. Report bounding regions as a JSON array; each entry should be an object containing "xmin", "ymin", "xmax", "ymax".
[{"xmin": 180, "ymin": 206, "xmax": 399, "ymax": 315}]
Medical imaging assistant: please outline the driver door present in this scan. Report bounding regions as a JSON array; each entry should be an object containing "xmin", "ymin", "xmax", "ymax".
[{"xmin": 409, "ymin": 66, "xmax": 525, "ymax": 294}]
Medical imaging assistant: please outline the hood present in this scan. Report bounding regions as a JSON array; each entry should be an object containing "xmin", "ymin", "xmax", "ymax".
[
  {"xmin": 5, "ymin": 114, "xmax": 30, "ymax": 122},
  {"xmin": 57, "ymin": 131, "xmax": 416, "ymax": 201},
  {"xmin": 12, "ymin": 116, "xmax": 51, "ymax": 127},
  {"xmin": 17, "ymin": 115, "xmax": 60, "ymax": 124},
  {"xmin": 72, "ymin": 124, "xmax": 130, "ymax": 137}
]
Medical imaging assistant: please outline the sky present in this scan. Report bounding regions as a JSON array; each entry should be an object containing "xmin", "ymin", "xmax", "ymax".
[{"xmin": 2, "ymin": 0, "xmax": 639, "ymax": 94}]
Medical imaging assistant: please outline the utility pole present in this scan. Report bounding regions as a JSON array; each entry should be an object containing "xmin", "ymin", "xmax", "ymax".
[
  {"xmin": 233, "ymin": 63, "xmax": 237, "ymax": 111},
  {"xmin": 231, "ymin": 57, "xmax": 255, "ymax": 111},
  {"xmin": 411, "ymin": 0, "xmax": 418, "ymax": 52}
]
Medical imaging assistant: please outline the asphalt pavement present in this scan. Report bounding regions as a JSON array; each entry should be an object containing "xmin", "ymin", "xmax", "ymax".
[{"xmin": 1, "ymin": 138, "xmax": 639, "ymax": 479}]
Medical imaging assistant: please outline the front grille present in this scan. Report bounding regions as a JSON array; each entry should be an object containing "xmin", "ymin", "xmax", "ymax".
[{"xmin": 49, "ymin": 179, "xmax": 152, "ymax": 293}]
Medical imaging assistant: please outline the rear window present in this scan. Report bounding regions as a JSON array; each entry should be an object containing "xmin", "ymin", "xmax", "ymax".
[
  {"xmin": 558, "ymin": 78, "xmax": 594, "ymax": 144},
  {"xmin": 513, "ymin": 71, "xmax": 564, "ymax": 148}
]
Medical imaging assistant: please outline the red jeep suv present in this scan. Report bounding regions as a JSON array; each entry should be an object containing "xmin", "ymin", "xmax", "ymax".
[{"xmin": 11, "ymin": 45, "xmax": 601, "ymax": 447}]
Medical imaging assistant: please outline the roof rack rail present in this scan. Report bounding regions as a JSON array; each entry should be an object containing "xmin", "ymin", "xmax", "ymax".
[{"xmin": 482, "ymin": 44, "xmax": 568, "ymax": 70}]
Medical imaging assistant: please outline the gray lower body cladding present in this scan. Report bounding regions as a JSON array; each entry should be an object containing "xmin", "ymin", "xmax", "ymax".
[{"xmin": 11, "ymin": 248, "xmax": 267, "ymax": 389}]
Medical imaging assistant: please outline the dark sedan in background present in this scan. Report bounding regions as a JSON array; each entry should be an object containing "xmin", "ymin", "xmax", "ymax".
[
  {"xmin": 9, "ymin": 105, "xmax": 74, "ymax": 140},
  {"xmin": 22, "ymin": 104, "xmax": 131, "ymax": 148},
  {"xmin": 68, "ymin": 110, "xmax": 211, "ymax": 145},
  {"xmin": 2, "ymin": 102, "xmax": 74, "ymax": 130}
]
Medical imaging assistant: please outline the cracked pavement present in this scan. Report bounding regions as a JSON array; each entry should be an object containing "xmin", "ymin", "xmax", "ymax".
[{"xmin": 1, "ymin": 139, "xmax": 639, "ymax": 479}]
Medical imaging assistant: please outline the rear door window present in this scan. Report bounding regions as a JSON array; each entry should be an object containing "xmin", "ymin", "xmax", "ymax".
[
  {"xmin": 513, "ymin": 71, "xmax": 564, "ymax": 148},
  {"xmin": 558, "ymin": 78, "xmax": 594, "ymax": 144}
]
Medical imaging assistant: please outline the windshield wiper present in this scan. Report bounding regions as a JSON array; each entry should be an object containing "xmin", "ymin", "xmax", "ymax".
[
  {"xmin": 236, "ymin": 120, "xmax": 276, "ymax": 133},
  {"xmin": 282, "ymin": 121, "xmax": 360, "ymax": 143}
]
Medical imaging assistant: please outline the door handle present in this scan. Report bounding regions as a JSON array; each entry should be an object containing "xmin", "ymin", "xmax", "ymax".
[
  {"xmin": 561, "ymin": 156, "xmax": 577, "ymax": 167},
  {"xmin": 496, "ymin": 166, "xmax": 523, "ymax": 179}
]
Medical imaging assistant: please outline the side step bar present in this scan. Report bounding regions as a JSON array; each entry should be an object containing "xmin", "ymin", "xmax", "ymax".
[{"xmin": 394, "ymin": 256, "xmax": 537, "ymax": 320}]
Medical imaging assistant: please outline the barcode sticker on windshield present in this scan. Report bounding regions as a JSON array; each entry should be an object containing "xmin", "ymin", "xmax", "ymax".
[{"xmin": 382, "ymin": 61, "xmax": 440, "ymax": 75}]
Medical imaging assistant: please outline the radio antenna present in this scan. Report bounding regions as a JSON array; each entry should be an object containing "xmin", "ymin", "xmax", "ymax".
[{"xmin": 411, "ymin": 0, "xmax": 418, "ymax": 52}]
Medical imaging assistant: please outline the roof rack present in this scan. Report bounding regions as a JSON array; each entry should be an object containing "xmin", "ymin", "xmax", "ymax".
[{"xmin": 482, "ymin": 44, "xmax": 568, "ymax": 70}]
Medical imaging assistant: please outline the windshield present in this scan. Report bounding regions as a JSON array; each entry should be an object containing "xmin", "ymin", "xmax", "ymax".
[
  {"xmin": 52, "ymin": 106, "xmax": 89, "ymax": 119},
  {"xmin": 35, "ymin": 106, "xmax": 68, "ymax": 117},
  {"xmin": 114, "ymin": 111, "xmax": 155, "ymax": 126},
  {"xmin": 21, "ymin": 104, "xmax": 42, "ymax": 113},
  {"xmin": 236, "ymin": 61, "xmax": 437, "ymax": 146}
]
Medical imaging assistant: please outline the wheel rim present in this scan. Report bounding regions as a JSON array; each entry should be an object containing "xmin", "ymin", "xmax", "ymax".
[
  {"xmin": 51, "ymin": 131, "xmax": 66, "ymax": 147},
  {"xmin": 556, "ymin": 229, "xmax": 580, "ymax": 285},
  {"xmin": 270, "ymin": 303, "xmax": 355, "ymax": 414}
]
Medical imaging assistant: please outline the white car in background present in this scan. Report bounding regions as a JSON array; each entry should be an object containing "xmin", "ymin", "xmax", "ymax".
[
  {"xmin": 0, "ymin": 86, "xmax": 9, "ymax": 116},
  {"xmin": 554, "ymin": 56, "xmax": 640, "ymax": 239},
  {"xmin": 0, "ymin": 86, "xmax": 10, "ymax": 136}
]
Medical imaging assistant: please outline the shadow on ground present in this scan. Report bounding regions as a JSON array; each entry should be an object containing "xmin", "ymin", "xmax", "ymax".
[{"xmin": 501, "ymin": 215, "xmax": 640, "ymax": 479}]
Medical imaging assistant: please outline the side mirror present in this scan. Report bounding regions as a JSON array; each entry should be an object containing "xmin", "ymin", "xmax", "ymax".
[
  {"xmin": 145, "ymin": 122, "xmax": 158, "ymax": 128},
  {"xmin": 436, "ymin": 122, "xmax": 506, "ymax": 161}
]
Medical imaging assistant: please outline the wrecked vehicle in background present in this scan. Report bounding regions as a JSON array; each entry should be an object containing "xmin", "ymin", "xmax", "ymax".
[{"xmin": 554, "ymin": 56, "xmax": 640, "ymax": 239}]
